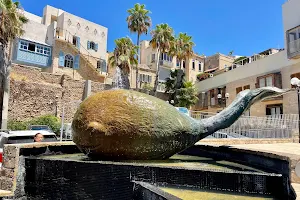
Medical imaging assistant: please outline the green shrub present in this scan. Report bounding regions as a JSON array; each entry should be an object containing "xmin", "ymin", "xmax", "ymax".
[
  {"xmin": 8, "ymin": 115, "xmax": 61, "ymax": 135},
  {"xmin": 7, "ymin": 120, "xmax": 28, "ymax": 131},
  {"xmin": 28, "ymin": 115, "xmax": 61, "ymax": 134}
]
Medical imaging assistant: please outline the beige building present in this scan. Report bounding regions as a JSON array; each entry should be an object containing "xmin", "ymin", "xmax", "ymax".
[
  {"xmin": 139, "ymin": 40, "xmax": 205, "ymax": 91},
  {"xmin": 11, "ymin": 5, "xmax": 109, "ymax": 83},
  {"xmin": 204, "ymin": 53, "xmax": 235, "ymax": 74},
  {"xmin": 194, "ymin": 0, "xmax": 300, "ymax": 117}
]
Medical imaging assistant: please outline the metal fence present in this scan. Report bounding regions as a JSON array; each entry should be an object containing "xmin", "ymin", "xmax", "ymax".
[{"xmin": 191, "ymin": 111, "xmax": 299, "ymax": 139}]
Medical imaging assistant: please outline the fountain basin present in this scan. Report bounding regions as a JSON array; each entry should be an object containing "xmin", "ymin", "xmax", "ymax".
[{"xmin": 0, "ymin": 142, "xmax": 295, "ymax": 200}]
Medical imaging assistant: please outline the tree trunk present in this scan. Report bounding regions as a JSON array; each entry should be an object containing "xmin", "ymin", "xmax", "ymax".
[
  {"xmin": 152, "ymin": 48, "xmax": 161, "ymax": 96},
  {"xmin": 136, "ymin": 34, "xmax": 140, "ymax": 90},
  {"xmin": 120, "ymin": 67, "xmax": 130, "ymax": 90},
  {"xmin": 0, "ymin": 43, "xmax": 11, "ymax": 129}
]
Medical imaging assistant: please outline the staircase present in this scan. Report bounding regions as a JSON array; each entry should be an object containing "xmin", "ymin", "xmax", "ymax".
[{"xmin": 55, "ymin": 28, "xmax": 106, "ymax": 83}]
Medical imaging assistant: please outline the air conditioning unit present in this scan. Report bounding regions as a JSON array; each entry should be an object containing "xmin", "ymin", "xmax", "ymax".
[{"xmin": 209, "ymin": 74, "xmax": 214, "ymax": 78}]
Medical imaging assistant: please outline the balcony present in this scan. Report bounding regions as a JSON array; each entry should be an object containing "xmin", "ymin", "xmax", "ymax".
[
  {"xmin": 195, "ymin": 50, "xmax": 298, "ymax": 92},
  {"xmin": 159, "ymin": 60, "xmax": 173, "ymax": 68},
  {"xmin": 288, "ymin": 38, "xmax": 300, "ymax": 59}
]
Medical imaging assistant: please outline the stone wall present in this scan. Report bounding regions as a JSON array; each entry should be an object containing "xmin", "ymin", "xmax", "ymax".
[
  {"xmin": 9, "ymin": 64, "xmax": 112, "ymax": 122},
  {"xmin": 0, "ymin": 142, "xmax": 76, "ymax": 197}
]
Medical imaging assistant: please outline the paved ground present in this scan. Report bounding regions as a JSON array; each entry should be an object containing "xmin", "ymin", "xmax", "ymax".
[{"xmin": 231, "ymin": 143, "xmax": 300, "ymax": 156}]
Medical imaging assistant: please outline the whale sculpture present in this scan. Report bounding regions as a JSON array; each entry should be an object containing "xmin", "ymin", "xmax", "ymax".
[{"xmin": 72, "ymin": 87, "xmax": 288, "ymax": 160}]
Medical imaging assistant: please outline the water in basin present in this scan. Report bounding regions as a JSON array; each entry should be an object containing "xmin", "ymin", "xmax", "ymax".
[{"xmin": 160, "ymin": 186, "xmax": 275, "ymax": 200}]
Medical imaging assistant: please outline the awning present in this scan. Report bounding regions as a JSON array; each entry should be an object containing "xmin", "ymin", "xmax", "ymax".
[{"xmin": 204, "ymin": 67, "xmax": 218, "ymax": 73}]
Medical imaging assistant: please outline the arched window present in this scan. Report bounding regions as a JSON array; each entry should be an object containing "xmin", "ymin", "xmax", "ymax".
[
  {"xmin": 90, "ymin": 42, "xmax": 95, "ymax": 50},
  {"xmin": 64, "ymin": 54, "xmax": 74, "ymax": 68}
]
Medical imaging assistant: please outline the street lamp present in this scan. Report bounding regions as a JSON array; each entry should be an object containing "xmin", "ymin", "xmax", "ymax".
[
  {"xmin": 218, "ymin": 93, "xmax": 230, "ymax": 109},
  {"xmin": 291, "ymin": 77, "xmax": 300, "ymax": 143}
]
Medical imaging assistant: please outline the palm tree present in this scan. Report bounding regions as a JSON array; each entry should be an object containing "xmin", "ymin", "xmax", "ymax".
[
  {"xmin": 170, "ymin": 33, "xmax": 194, "ymax": 70},
  {"xmin": 165, "ymin": 69, "xmax": 185, "ymax": 105},
  {"xmin": 108, "ymin": 37, "xmax": 138, "ymax": 89},
  {"xmin": 127, "ymin": 3, "xmax": 151, "ymax": 90},
  {"xmin": 176, "ymin": 81, "xmax": 198, "ymax": 109},
  {"xmin": 150, "ymin": 23, "xmax": 174, "ymax": 96},
  {"xmin": 0, "ymin": 0, "xmax": 27, "ymax": 129}
]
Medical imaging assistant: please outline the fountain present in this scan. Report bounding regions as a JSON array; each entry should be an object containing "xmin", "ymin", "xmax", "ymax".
[
  {"xmin": 71, "ymin": 87, "xmax": 289, "ymax": 160},
  {"xmin": 3, "ymin": 87, "xmax": 296, "ymax": 199},
  {"xmin": 112, "ymin": 67, "xmax": 124, "ymax": 89}
]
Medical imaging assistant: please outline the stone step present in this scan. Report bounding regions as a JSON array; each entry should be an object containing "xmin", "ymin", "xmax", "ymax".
[{"xmin": 0, "ymin": 189, "xmax": 13, "ymax": 197}]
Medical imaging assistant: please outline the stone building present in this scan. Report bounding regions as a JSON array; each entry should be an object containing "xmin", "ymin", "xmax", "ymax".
[
  {"xmin": 203, "ymin": 53, "xmax": 235, "ymax": 74},
  {"xmin": 193, "ymin": 0, "xmax": 300, "ymax": 117},
  {"xmin": 10, "ymin": 5, "xmax": 109, "ymax": 83},
  {"xmin": 139, "ymin": 40, "xmax": 205, "ymax": 92}
]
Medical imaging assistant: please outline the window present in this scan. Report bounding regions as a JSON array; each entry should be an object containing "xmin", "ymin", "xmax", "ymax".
[
  {"xmin": 259, "ymin": 78, "xmax": 265, "ymax": 87},
  {"xmin": 138, "ymin": 74, "xmax": 152, "ymax": 83},
  {"xmin": 44, "ymin": 47, "xmax": 51, "ymax": 55},
  {"xmin": 243, "ymin": 85, "xmax": 250, "ymax": 90},
  {"xmin": 36, "ymin": 45, "xmax": 50, "ymax": 56},
  {"xmin": 88, "ymin": 41, "xmax": 98, "ymax": 51},
  {"xmin": 266, "ymin": 104, "xmax": 283, "ymax": 116},
  {"xmin": 210, "ymin": 89, "xmax": 215, "ymax": 106},
  {"xmin": 64, "ymin": 54, "xmax": 74, "ymax": 68},
  {"xmin": 257, "ymin": 74, "xmax": 278, "ymax": 88},
  {"xmin": 97, "ymin": 61, "xmax": 101, "ymax": 69},
  {"xmin": 28, "ymin": 43, "xmax": 35, "ymax": 52},
  {"xmin": 266, "ymin": 76, "xmax": 272, "ymax": 86},
  {"xmin": 287, "ymin": 26, "xmax": 300, "ymax": 58},
  {"xmin": 192, "ymin": 61, "xmax": 195, "ymax": 70},
  {"xmin": 159, "ymin": 53, "xmax": 172, "ymax": 62},
  {"xmin": 151, "ymin": 54, "xmax": 155, "ymax": 63},
  {"xmin": 20, "ymin": 41, "xmax": 28, "ymax": 50},
  {"xmin": 198, "ymin": 63, "xmax": 202, "ymax": 71},
  {"xmin": 36, "ymin": 46, "xmax": 43, "ymax": 54},
  {"xmin": 183, "ymin": 61, "xmax": 185, "ymax": 68},
  {"xmin": 177, "ymin": 60, "xmax": 180, "ymax": 67},
  {"xmin": 72, "ymin": 36, "xmax": 77, "ymax": 46},
  {"xmin": 19, "ymin": 41, "xmax": 50, "ymax": 56},
  {"xmin": 288, "ymin": 27, "xmax": 300, "ymax": 42},
  {"xmin": 236, "ymin": 87, "xmax": 242, "ymax": 95},
  {"xmin": 90, "ymin": 42, "xmax": 95, "ymax": 50}
]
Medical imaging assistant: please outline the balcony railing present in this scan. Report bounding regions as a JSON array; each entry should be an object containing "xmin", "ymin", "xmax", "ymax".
[
  {"xmin": 288, "ymin": 38, "xmax": 300, "ymax": 59},
  {"xmin": 159, "ymin": 60, "xmax": 173, "ymax": 67}
]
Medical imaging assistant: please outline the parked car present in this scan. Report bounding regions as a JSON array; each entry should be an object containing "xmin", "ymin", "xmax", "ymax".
[
  {"xmin": 0, "ymin": 130, "xmax": 58, "ymax": 165},
  {"xmin": 28, "ymin": 125, "xmax": 53, "ymax": 132},
  {"xmin": 175, "ymin": 107, "xmax": 191, "ymax": 117}
]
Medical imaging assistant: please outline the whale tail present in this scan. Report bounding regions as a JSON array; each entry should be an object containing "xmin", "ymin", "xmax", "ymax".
[{"xmin": 199, "ymin": 87, "xmax": 291, "ymax": 139}]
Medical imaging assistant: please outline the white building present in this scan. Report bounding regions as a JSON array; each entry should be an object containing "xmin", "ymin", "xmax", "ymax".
[{"xmin": 11, "ymin": 5, "xmax": 109, "ymax": 83}]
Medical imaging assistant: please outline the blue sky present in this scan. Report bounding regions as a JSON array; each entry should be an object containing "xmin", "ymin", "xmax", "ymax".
[{"xmin": 20, "ymin": 0, "xmax": 286, "ymax": 56}]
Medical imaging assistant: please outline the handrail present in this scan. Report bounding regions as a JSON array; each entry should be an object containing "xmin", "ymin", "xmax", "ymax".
[{"xmin": 54, "ymin": 28, "xmax": 106, "ymax": 74}]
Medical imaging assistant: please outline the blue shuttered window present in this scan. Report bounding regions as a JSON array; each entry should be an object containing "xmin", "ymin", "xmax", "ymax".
[
  {"xmin": 101, "ymin": 60, "xmax": 107, "ymax": 72},
  {"xmin": 74, "ymin": 55, "xmax": 80, "ymax": 70},
  {"xmin": 87, "ymin": 40, "xmax": 99, "ymax": 52},
  {"xmin": 59, "ymin": 51, "xmax": 65, "ymax": 67},
  {"xmin": 76, "ymin": 37, "xmax": 81, "ymax": 49}
]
